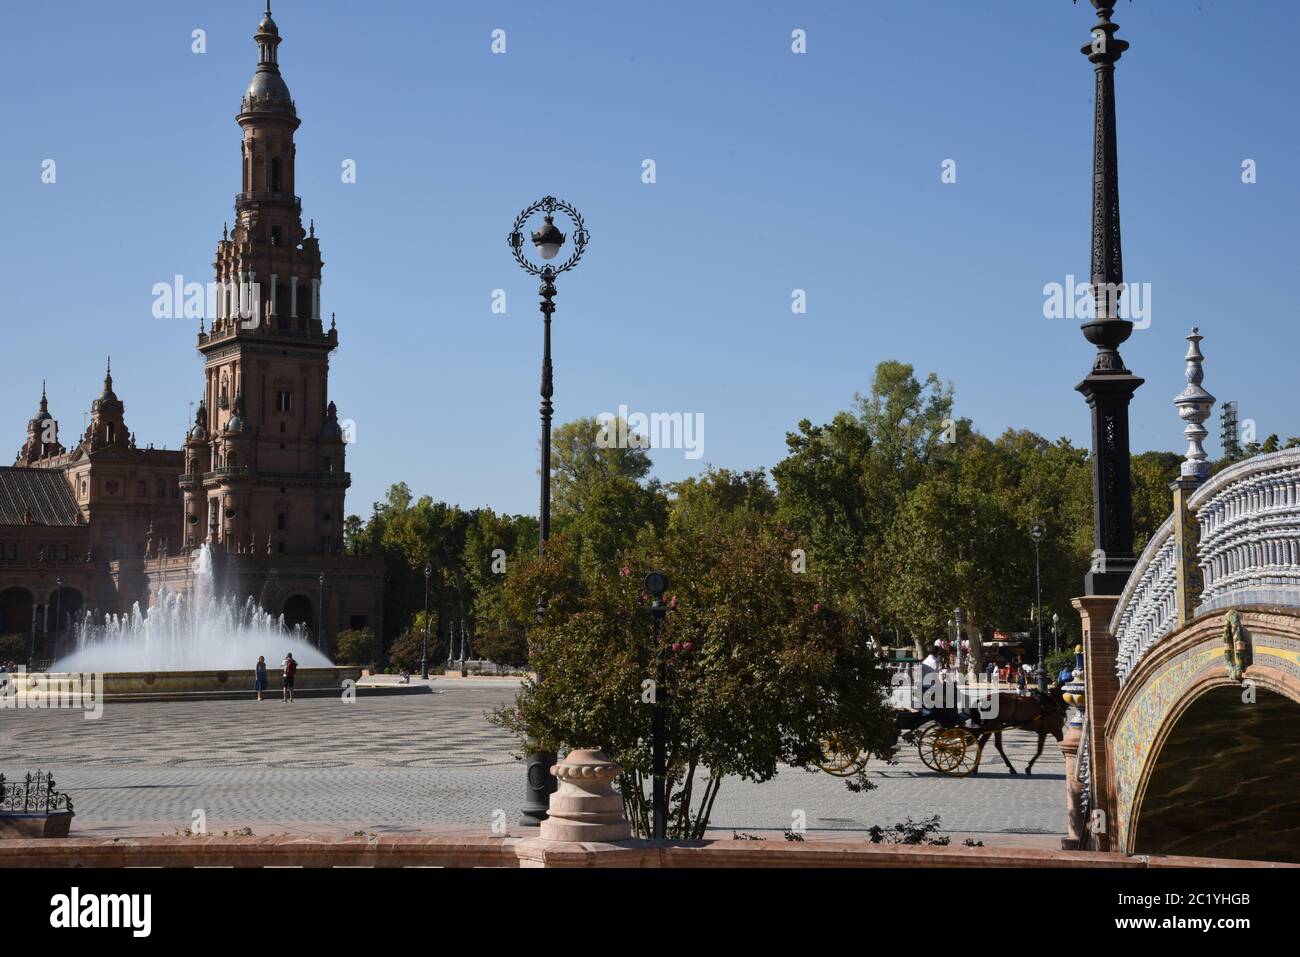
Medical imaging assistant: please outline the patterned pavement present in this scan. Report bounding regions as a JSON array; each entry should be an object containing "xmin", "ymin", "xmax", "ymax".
[{"xmin": 0, "ymin": 679, "xmax": 1065, "ymax": 842}]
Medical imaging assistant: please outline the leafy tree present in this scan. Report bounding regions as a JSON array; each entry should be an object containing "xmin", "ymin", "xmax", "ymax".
[
  {"xmin": 549, "ymin": 417, "xmax": 668, "ymax": 570},
  {"xmin": 1131, "ymin": 451, "xmax": 1182, "ymax": 553},
  {"xmin": 489, "ymin": 525, "xmax": 897, "ymax": 839},
  {"xmin": 333, "ymin": 628, "xmax": 376, "ymax": 666}
]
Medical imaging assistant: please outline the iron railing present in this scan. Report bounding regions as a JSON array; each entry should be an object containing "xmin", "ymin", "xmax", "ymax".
[{"xmin": 0, "ymin": 771, "xmax": 74, "ymax": 815}]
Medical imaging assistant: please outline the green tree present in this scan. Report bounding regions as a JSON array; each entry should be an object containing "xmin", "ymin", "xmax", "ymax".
[
  {"xmin": 549, "ymin": 417, "xmax": 667, "ymax": 570},
  {"xmin": 489, "ymin": 524, "xmax": 897, "ymax": 839},
  {"xmin": 334, "ymin": 628, "xmax": 376, "ymax": 666}
]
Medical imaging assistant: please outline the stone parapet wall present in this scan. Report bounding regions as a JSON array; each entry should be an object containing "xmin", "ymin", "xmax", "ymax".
[{"xmin": 0, "ymin": 833, "xmax": 1292, "ymax": 869}]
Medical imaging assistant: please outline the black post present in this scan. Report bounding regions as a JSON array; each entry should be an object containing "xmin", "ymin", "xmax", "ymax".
[
  {"xmin": 54, "ymin": 578, "xmax": 63, "ymax": 661},
  {"xmin": 653, "ymin": 649, "xmax": 667, "ymax": 839},
  {"xmin": 645, "ymin": 571, "xmax": 670, "ymax": 839},
  {"xmin": 1076, "ymin": 1, "xmax": 1142, "ymax": 595},
  {"xmin": 421, "ymin": 563, "xmax": 431, "ymax": 680},
  {"xmin": 519, "ymin": 262, "xmax": 559, "ymax": 829},
  {"xmin": 1032, "ymin": 526, "xmax": 1046, "ymax": 692},
  {"xmin": 317, "ymin": 573, "xmax": 325, "ymax": 652}
]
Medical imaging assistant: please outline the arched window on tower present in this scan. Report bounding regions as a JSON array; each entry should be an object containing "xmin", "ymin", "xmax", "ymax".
[
  {"xmin": 106, "ymin": 423, "xmax": 116, "ymax": 444},
  {"xmin": 271, "ymin": 157, "xmax": 283, "ymax": 193}
]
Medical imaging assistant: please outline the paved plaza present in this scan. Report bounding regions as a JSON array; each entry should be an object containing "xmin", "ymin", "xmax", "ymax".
[{"xmin": 0, "ymin": 679, "xmax": 1064, "ymax": 845}]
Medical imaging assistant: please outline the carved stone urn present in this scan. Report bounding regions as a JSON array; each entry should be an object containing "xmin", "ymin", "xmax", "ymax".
[{"xmin": 538, "ymin": 748, "xmax": 632, "ymax": 843}]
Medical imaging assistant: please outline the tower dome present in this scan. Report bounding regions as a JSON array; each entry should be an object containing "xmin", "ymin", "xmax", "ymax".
[{"xmin": 241, "ymin": 3, "xmax": 296, "ymax": 118}]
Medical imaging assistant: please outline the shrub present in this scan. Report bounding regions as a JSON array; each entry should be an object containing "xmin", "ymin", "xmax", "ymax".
[
  {"xmin": 386, "ymin": 628, "xmax": 426, "ymax": 672},
  {"xmin": 334, "ymin": 628, "xmax": 375, "ymax": 666},
  {"xmin": 488, "ymin": 524, "xmax": 898, "ymax": 840},
  {"xmin": 0, "ymin": 634, "xmax": 27, "ymax": 663}
]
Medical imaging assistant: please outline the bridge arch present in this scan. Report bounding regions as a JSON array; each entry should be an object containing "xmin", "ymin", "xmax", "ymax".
[{"xmin": 1107, "ymin": 607, "xmax": 1300, "ymax": 861}]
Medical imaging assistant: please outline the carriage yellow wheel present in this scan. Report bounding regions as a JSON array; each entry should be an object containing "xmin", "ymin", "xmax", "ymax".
[
  {"xmin": 816, "ymin": 738, "xmax": 871, "ymax": 777},
  {"xmin": 915, "ymin": 726, "xmax": 943, "ymax": 770},
  {"xmin": 927, "ymin": 727, "xmax": 982, "ymax": 777}
]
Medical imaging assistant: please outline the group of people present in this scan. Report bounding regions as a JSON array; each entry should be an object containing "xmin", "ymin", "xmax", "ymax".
[
  {"xmin": 252, "ymin": 653, "xmax": 299, "ymax": 702},
  {"xmin": 918, "ymin": 643, "xmax": 1046, "ymax": 695},
  {"xmin": 985, "ymin": 659, "xmax": 1035, "ymax": 693},
  {"xmin": 0, "ymin": 660, "xmax": 20, "ymax": 674}
]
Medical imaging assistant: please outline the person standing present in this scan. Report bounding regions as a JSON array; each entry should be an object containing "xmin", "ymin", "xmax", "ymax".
[
  {"xmin": 282, "ymin": 652, "xmax": 297, "ymax": 703},
  {"xmin": 254, "ymin": 655, "xmax": 268, "ymax": 701}
]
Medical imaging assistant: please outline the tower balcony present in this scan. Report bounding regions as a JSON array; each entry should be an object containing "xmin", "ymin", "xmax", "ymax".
[
  {"xmin": 235, "ymin": 190, "xmax": 301, "ymax": 211},
  {"xmin": 201, "ymin": 467, "xmax": 350, "ymax": 487}
]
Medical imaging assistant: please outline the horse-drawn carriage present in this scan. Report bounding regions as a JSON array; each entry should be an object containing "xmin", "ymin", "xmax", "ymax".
[{"xmin": 819, "ymin": 680, "xmax": 1067, "ymax": 778}]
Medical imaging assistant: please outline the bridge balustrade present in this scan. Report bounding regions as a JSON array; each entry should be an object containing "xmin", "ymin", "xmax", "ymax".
[{"xmin": 1110, "ymin": 448, "xmax": 1300, "ymax": 686}]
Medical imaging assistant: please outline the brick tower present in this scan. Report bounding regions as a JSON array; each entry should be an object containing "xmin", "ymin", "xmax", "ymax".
[{"xmin": 183, "ymin": 3, "xmax": 349, "ymax": 557}]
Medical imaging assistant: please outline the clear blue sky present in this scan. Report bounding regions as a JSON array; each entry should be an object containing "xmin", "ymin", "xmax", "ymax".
[{"xmin": 2, "ymin": 1, "xmax": 1296, "ymax": 518}]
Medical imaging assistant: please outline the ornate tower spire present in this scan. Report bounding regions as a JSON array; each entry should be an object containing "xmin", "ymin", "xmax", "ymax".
[
  {"xmin": 87, "ymin": 356, "xmax": 128, "ymax": 449},
  {"xmin": 18, "ymin": 381, "xmax": 64, "ymax": 464},
  {"xmin": 1174, "ymin": 327, "xmax": 1215, "ymax": 482},
  {"xmin": 1075, "ymin": 1, "xmax": 1143, "ymax": 595}
]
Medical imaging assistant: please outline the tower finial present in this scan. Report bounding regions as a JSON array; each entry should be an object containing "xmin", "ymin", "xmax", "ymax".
[{"xmin": 1174, "ymin": 327, "xmax": 1215, "ymax": 482}]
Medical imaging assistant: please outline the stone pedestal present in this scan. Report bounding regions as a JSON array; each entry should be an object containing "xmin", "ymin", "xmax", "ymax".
[
  {"xmin": 1072, "ymin": 593, "xmax": 1121, "ymax": 852},
  {"xmin": 538, "ymin": 749, "xmax": 632, "ymax": 844},
  {"xmin": 1058, "ymin": 725, "xmax": 1083, "ymax": 850}
]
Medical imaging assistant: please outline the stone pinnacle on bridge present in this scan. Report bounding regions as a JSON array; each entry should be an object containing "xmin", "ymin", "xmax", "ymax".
[{"xmin": 1173, "ymin": 327, "xmax": 1215, "ymax": 483}]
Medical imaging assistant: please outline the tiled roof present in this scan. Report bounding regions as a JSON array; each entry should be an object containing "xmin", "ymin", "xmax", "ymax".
[{"xmin": 0, "ymin": 467, "xmax": 82, "ymax": 527}]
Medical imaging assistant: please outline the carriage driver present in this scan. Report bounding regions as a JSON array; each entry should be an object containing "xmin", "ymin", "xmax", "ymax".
[{"xmin": 920, "ymin": 642, "xmax": 945, "ymax": 711}]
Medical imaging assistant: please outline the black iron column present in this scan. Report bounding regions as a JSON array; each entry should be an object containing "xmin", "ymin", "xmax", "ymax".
[
  {"xmin": 1076, "ymin": 1, "xmax": 1143, "ymax": 595},
  {"xmin": 645, "ymin": 571, "xmax": 671, "ymax": 839},
  {"xmin": 509, "ymin": 197, "xmax": 588, "ymax": 828},
  {"xmin": 519, "ymin": 269, "xmax": 559, "ymax": 828}
]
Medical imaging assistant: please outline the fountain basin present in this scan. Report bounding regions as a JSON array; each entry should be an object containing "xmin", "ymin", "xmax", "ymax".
[{"xmin": 9, "ymin": 667, "xmax": 363, "ymax": 702}]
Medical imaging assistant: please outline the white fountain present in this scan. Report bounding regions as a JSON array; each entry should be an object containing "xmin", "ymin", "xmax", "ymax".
[{"xmin": 54, "ymin": 545, "xmax": 331, "ymax": 673}]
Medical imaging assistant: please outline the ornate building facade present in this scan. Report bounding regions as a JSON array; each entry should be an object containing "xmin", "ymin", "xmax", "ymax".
[{"xmin": 0, "ymin": 7, "xmax": 383, "ymax": 663}]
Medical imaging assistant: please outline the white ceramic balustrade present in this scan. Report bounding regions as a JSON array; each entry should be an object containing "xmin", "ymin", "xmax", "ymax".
[
  {"xmin": 1111, "ymin": 516, "xmax": 1177, "ymax": 685},
  {"xmin": 1111, "ymin": 448, "xmax": 1300, "ymax": 686},
  {"xmin": 1190, "ymin": 447, "xmax": 1300, "ymax": 612}
]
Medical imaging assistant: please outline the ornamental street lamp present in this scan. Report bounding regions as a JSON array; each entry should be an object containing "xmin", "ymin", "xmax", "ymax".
[
  {"xmin": 508, "ymin": 196, "xmax": 589, "ymax": 828},
  {"xmin": 1030, "ymin": 524, "xmax": 1046, "ymax": 692},
  {"xmin": 1074, "ymin": 0, "xmax": 1142, "ymax": 595},
  {"xmin": 421, "ymin": 563, "xmax": 431, "ymax": 680},
  {"xmin": 317, "ymin": 573, "xmax": 325, "ymax": 652},
  {"xmin": 1052, "ymin": 612, "xmax": 1060, "ymax": 654},
  {"xmin": 645, "ymin": 571, "xmax": 671, "ymax": 840}
]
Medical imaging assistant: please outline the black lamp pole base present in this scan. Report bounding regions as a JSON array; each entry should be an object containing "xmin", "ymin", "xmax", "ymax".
[{"xmin": 518, "ymin": 749, "xmax": 558, "ymax": 827}]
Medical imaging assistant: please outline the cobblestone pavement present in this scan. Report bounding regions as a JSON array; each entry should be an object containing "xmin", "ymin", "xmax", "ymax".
[{"xmin": 0, "ymin": 680, "xmax": 1064, "ymax": 842}]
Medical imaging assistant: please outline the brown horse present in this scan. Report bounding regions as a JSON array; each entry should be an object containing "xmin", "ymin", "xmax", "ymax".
[{"xmin": 973, "ymin": 688, "xmax": 1068, "ymax": 775}]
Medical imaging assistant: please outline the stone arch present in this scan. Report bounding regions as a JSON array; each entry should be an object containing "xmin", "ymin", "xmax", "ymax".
[
  {"xmin": 1131, "ymin": 678, "xmax": 1300, "ymax": 862},
  {"xmin": 44, "ymin": 586, "xmax": 84, "ymax": 633},
  {"xmin": 1111, "ymin": 608, "xmax": 1300, "ymax": 860},
  {"xmin": 0, "ymin": 586, "xmax": 34, "ymax": 638},
  {"xmin": 283, "ymin": 594, "xmax": 312, "ymax": 633}
]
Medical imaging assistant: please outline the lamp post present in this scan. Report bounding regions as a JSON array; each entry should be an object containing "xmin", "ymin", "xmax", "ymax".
[
  {"xmin": 1074, "ymin": 0, "xmax": 1142, "ymax": 595},
  {"xmin": 645, "ymin": 571, "xmax": 671, "ymax": 839},
  {"xmin": 54, "ymin": 578, "xmax": 63, "ymax": 660},
  {"xmin": 317, "ymin": 573, "xmax": 325, "ymax": 653},
  {"xmin": 421, "ymin": 563, "xmax": 431, "ymax": 680},
  {"xmin": 1052, "ymin": 612, "xmax": 1060, "ymax": 654},
  {"xmin": 1030, "ymin": 524, "xmax": 1046, "ymax": 692},
  {"xmin": 508, "ymin": 196, "xmax": 589, "ymax": 828}
]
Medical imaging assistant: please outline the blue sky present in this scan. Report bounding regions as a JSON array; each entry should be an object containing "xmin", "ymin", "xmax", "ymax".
[{"xmin": 2, "ymin": 1, "xmax": 1297, "ymax": 517}]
